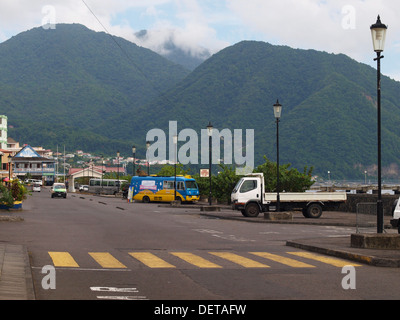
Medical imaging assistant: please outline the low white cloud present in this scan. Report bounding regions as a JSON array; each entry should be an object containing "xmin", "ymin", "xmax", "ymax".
[
  {"xmin": 0, "ymin": 0, "xmax": 227, "ymax": 59},
  {"xmin": 227, "ymin": 0, "xmax": 400, "ymax": 77},
  {"xmin": 129, "ymin": 0, "xmax": 229, "ymax": 57},
  {"xmin": 0, "ymin": 0, "xmax": 399, "ymax": 79}
]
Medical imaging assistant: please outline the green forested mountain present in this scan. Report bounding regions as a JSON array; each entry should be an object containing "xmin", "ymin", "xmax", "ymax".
[
  {"xmin": 1, "ymin": 25, "xmax": 400, "ymax": 179},
  {"xmin": 131, "ymin": 41, "xmax": 400, "ymax": 179},
  {"xmin": 0, "ymin": 24, "xmax": 189, "ymax": 153}
]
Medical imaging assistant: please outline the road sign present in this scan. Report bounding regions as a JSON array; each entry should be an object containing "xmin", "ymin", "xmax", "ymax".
[{"xmin": 200, "ymin": 169, "xmax": 209, "ymax": 177}]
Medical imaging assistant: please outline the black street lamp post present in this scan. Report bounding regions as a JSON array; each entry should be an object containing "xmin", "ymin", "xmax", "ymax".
[
  {"xmin": 132, "ymin": 145, "xmax": 136, "ymax": 176},
  {"xmin": 173, "ymin": 134, "xmax": 178, "ymax": 201},
  {"xmin": 8, "ymin": 156, "xmax": 11, "ymax": 181},
  {"xmin": 117, "ymin": 151, "xmax": 120, "ymax": 193},
  {"xmin": 273, "ymin": 100, "xmax": 282, "ymax": 212},
  {"xmin": 146, "ymin": 141, "xmax": 150, "ymax": 176},
  {"xmin": 101, "ymin": 155, "xmax": 104, "ymax": 191},
  {"xmin": 370, "ymin": 15, "xmax": 387, "ymax": 233},
  {"xmin": 207, "ymin": 122, "xmax": 213, "ymax": 206}
]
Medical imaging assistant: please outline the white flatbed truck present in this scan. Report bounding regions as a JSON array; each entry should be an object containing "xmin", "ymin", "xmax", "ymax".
[
  {"xmin": 390, "ymin": 198, "xmax": 400, "ymax": 233},
  {"xmin": 231, "ymin": 173, "xmax": 347, "ymax": 218}
]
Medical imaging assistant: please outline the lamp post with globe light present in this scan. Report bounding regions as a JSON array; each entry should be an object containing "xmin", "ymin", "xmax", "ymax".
[{"xmin": 370, "ymin": 15, "xmax": 387, "ymax": 233}]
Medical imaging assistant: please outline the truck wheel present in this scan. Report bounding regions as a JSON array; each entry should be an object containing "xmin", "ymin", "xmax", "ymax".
[
  {"xmin": 244, "ymin": 203, "xmax": 260, "ymax": 217},
  {"xmin": 302, "ymin": 208, "xmax": 309, "ymax": 218},
  {"xmin": 306, "ymin": 203, "xmax": 323, "ymax": 219},
  {"xmin": 143, "ymin": 196, "xmax": 150, "ymax": 203}
]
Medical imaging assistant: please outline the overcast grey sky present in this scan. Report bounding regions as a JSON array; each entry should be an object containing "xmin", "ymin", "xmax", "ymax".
[{"xmin": 0, "ymin": 0, "xmax": 399, "ymax": 80}]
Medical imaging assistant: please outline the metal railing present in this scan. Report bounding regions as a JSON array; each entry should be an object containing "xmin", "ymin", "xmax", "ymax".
[{"xmin": 14, "ymin": 168, "xmax": 55, "ymax": 173}]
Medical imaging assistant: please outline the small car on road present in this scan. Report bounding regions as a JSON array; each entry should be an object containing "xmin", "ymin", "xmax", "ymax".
[
  {"xmin": 51, "ymin": 183, "xmax": 67, "ymax": 198},
  {"xmin": 79, "ymin": 185, "xmax": 89, "ymax": 191},
  {"xmin": 32, "ymin": 183, "xmax": 41, "ymax": 192}
]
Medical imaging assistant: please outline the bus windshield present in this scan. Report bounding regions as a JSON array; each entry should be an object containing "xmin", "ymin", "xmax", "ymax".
[{"xmin": 185, "ymin": 181, "xmax": 198, "ymax": 190}]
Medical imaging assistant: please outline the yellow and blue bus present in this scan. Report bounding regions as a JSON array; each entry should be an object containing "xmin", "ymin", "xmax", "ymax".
[{"xmin": 130, "ymin": 176, "xmax": 200, "ymax": 203}]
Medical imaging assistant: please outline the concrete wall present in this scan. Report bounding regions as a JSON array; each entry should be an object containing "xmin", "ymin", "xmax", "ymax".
[{"xmin": 337, "ymin": 193, "xmax": 398, "ymax": 216}]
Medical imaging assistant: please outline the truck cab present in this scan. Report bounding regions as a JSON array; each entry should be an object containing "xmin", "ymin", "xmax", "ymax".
[
  {"xmin": 391, "ymin": 198, "xmax": 400, "ymax": 233},
  {"xmin": 231, "ymin": 173, "xmax": 269, "ymax": 217}
]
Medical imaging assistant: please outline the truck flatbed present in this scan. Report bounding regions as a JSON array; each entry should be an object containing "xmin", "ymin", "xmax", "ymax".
[{"xmin": 263, "ymin": 192, "xmax": 347, "ymax": 202}]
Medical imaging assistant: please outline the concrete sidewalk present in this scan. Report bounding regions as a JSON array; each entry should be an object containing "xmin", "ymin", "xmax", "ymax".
[{"xmin": 0, "ymin": 243, "xmax": 35, "ymax": 300}]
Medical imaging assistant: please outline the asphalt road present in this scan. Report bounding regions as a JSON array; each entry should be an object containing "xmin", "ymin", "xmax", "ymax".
[{"xmin": 2, "ymin": 188, "xmax": 400, "ymax": 301}]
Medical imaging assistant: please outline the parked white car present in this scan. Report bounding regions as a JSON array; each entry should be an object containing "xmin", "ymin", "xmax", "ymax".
[
  {"xmin": 79, "ymin": 185, "xmax": 89, "ymax": 191},
  {"xmin": 25, "ymin": 179, "xmax": 43, "ymax": 186},
  {"xmin": 32, "ymin": 183, "xmax": 41, "ymax": 192}
]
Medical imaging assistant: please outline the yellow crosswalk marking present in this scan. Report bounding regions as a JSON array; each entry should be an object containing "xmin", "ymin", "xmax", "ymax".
[
  {"xmin": 250, "ymin": 252, "xmax": 315, "ymax": 268},
  {"xmin": 89, "ymin": 252, "xmax": 127, "ymax": 268},
  {"xmin": 129, "ymin": 252, "xmax": 176, "ymax": 268},
  {"xmin": 47, "ymin": 250, "xmax": 363, "ymax": 269},
  {"xmin": 209, "ymin": 252, "xmax": 270, "ymax": 268},
  {"xmin": 171, "ymin": 252, "xmax": 222, "ymax": 268},
  {"xmin": 287, "ymin": 252, "xmax": 362, "ymax": 267},
  {"xmin": 48, "ymin": 252, "xmax": 79, "ymax": 267}
]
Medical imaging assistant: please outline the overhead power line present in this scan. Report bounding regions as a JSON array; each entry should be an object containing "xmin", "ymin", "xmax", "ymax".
[{"xmin": 80, "ymin": 0, "xmax": 159, "ymax": 92}]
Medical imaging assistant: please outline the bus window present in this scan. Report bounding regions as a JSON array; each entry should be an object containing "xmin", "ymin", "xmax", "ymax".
[
  {"xmin": 177, "ymin": 181, "xmax": 185, "ymax": 190},
  {"xmin": 163, "ymin": 181, "xmax": 174, "ymax": 190},
  {"xmin": 102, "ymin": 180, "xmax": 108, "ymax": 186},
  {"xmin": 108, "ymin": 181, "xmax": 115, "ymax": 187}
]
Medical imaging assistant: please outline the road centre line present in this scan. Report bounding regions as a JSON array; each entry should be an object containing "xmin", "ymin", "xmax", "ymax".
[
  {"xmin": 96, "ymin": 296, "xmax": 148, "ymax": 300},
  {"xmin": 33, "ymin": 266, "xmax": 131, "ymax": 271},
  {"xmin": 90, "ymin": 286, "xmax": 138, "ymax": 292}
]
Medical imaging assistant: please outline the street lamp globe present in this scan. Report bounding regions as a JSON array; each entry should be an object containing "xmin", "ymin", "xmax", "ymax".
[
  {"xmin": 273, "ymin": 100, "xmax": 282, "ymax": 119},
  {"xmin": 207, "ymin": 121, "xmax": 213, "ymax": 136},
  {"xmin": 370, "ymin": 15, "xmax": 387, "ymax": 53}
]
